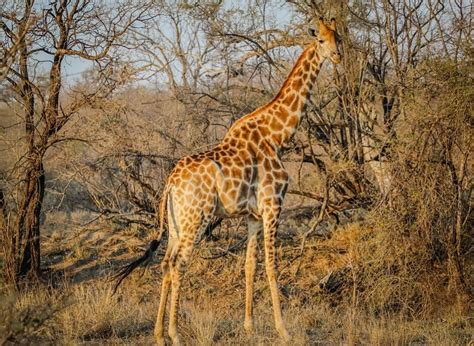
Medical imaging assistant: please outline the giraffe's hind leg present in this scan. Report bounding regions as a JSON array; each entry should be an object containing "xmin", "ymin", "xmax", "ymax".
[
  {"xmin": 167, "ymin": 237, "xmax": 189, "ymax": 345},
  {"xmin": 155, "ymin": 241, "xmax": 174, "ymax": 345},
  {"xmin": 167, "ymin": 217, "xmax": 213, "ymax": 345}
]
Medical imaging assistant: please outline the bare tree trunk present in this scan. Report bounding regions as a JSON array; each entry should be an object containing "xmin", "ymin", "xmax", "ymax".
[
  {"xmin": 3, "ymin": 14, "xmax": 46, "ymax": 285},
  {"xmin": 2, "ymin": 162, "xmax": 46, "ymax": 287},
  {"xmin": 9, "ymin": 160, "xmax": 45, "ymax": 285}
]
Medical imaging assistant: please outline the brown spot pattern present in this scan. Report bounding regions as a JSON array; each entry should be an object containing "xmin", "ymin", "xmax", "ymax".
[{"xmin": 152, "ymin": 38, "xmax": 327, "ymax": 343}]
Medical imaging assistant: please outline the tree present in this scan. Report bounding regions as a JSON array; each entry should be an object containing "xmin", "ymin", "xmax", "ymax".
[{"xmin": 0, "ymin": 0, "xmax": 151, "ymax": 287}]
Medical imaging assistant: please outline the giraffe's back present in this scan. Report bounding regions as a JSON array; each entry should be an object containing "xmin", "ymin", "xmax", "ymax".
[
  {"xmin": 167, "ymin": 130, "xmax": 288, "ymax": 223},
  {"xmin": 167, "ymin": 142, "xmax": 256, "ymax": 216}
]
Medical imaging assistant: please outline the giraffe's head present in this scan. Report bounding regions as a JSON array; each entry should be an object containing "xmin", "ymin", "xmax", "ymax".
[{"xmin": 308, "ymin": 17, "xmax": 341, "ymax": 64}]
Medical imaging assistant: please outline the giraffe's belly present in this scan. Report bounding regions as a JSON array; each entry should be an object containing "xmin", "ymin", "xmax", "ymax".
[
  {"xmin": 207, "ymin": 147, "xmax": 260, "ymax": 218},
  {"xmin": 214, "ymin": 180, "xmax": 259, "ymax": 219}
]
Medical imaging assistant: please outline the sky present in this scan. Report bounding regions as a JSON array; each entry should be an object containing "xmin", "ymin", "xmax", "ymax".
[{"xmin": 54, "ymin": 0, "xmax": 297, "ymax": 84}]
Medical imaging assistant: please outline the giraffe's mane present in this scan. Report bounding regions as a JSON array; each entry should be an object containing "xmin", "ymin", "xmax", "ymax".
[
  {"xmin": 227, "ymin": 43, "xmax": 317, "ymax": 133},
  {"xmin": 267, "ymin": 43, "xmax": 316, "ymax": 107}
]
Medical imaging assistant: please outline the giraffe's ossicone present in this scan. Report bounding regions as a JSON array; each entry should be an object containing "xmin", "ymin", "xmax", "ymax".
[{"xmin": 114, "ymin": 17, "xmax": 342, "ymax": 345}]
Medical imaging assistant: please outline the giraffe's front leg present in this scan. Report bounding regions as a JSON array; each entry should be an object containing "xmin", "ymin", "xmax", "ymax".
[
  {"xmin": 244, "ymin": 216, "xmax": 261, "ymax": 333},
  {"xmin": 262, "ymin": 205, "xmax": 291, "ymax": 341}
]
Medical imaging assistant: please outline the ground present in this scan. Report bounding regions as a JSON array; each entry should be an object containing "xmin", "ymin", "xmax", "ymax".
[{"xmin": 1, "ymin": 211, "xmax": 472, "ymax": 345}]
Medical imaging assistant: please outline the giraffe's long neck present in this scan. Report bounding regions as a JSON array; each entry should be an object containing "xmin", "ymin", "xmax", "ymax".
[{"xmin": 263, "ymin": 44, "xmax": 324, "ymax": 146}]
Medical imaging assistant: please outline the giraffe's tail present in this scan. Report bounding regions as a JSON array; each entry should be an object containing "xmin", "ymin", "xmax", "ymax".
[{"xmin": 111, "ymin": 185, "xmax": 170, "ymax": 295}]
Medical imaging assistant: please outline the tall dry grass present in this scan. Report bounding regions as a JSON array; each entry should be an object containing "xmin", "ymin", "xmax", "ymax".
[{"xmin": 3, "ymin": 216, "xmax": 472, "ymax": 345}]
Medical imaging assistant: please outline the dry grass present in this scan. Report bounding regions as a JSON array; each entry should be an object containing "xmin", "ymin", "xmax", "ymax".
[
  {"xmin": 4, "ymin": 284, "xmax": 470, "ymax": 345},
  {"xmin": 1, "ymin": 218, "xmax": 472, "ymax": 345}
]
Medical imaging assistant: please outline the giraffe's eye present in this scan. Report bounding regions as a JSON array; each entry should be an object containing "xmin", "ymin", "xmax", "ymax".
[{"xmin": 318, "ymin": 39, "xmax": 324, "ymax": 44}]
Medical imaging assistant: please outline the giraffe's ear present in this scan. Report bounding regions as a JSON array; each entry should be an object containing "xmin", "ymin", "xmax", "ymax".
[
  {"xmin": 307, "ymin": 27, "xmax": 317, "ymax": 37},
  {"xmin": 318, "ymin": 17, "xmax": 328, "ymax": 34},
  {"xmin": 330, "ymin": 17, "xmax": 337, "ymax": 30}
]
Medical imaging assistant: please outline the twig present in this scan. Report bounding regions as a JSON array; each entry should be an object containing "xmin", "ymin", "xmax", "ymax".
[
  {"xmin": 300, "ymin": 181, "xmax": 330, "ymax": 253},
  {"xmin": 293, "ymin": 179, "xmax": 330, "ymax": 276},
  {"xmin": 200, "ymin": 235, "xmax": 248, "ymax": 259},
  {"xmin": 200, "ymin": 218, "xmax": 247, "ymax": 259}
]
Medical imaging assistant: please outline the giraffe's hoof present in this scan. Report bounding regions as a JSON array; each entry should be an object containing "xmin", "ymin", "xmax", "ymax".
[
  {"xmin": 155, "ymin": 328, "xmax": 165, "ymax": 345},
  {"xmin": 170, "ymin": 335, "xmax": 181, "ymax": 346},
  {"xmin": 155, "ymin": 336, "xmax": 165, "ymax": 346},
  {"xmin": 279, "ymin": 328, "xmax": 291, "ymax": 342},
  {"xmin": 244, "ymin": 319, "xmax": 254, "ymax": 333}
]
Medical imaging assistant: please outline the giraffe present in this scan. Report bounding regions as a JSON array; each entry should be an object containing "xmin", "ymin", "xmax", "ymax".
[{"xmin": 114, "ymin": 17, "xmax": 341, "ymax": 345}]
